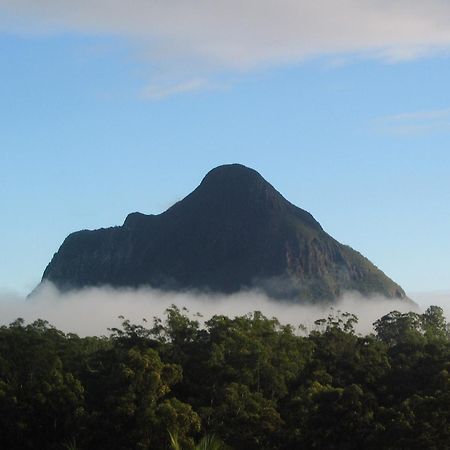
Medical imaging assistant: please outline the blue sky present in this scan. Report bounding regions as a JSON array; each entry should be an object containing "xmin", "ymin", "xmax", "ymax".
[{"xmin": 1, "ymin": 2, "xmax": 450, "ymax": 297}]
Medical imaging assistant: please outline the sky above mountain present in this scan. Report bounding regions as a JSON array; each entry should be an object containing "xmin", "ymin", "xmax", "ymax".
[{"xmin": 1, "ymin": 2, "xmax": 450, "ymax": 299}]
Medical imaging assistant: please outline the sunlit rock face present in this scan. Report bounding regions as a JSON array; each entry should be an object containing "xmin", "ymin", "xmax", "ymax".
[{"xmin": 40, "ymin": 164, "xmax": 407, "ymax": 303}]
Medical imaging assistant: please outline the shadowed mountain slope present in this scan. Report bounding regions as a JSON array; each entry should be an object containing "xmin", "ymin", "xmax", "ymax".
[{"xmin": 40, "ymin": 164, "xmax": 407, "ymax": 303}]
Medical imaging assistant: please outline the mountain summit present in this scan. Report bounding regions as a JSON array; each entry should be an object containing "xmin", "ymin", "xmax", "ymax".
[{"xmin": 40, "ymin": 164, "xmax": 407, "ymax": 302}]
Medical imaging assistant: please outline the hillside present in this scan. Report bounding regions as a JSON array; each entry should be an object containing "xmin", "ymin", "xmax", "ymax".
[{"xmin": 41, "ymin": 164, "xmax": 407, "ymax": 302}]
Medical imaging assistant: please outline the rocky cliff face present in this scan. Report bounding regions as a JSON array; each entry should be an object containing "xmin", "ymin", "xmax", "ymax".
[{"xmin": 40, "ymin": 164, "xmax": 407, "ymax": 303}]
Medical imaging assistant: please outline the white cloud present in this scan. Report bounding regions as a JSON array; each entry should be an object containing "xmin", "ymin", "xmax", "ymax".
[
  {"xmin": 375, "ymin": 107, "xmax": 450, "ymax": 135},
  {"xmin": 383, "ymin": 108, "xmax": 450, "ymax": 122},
  {"xmin": 2, "ymin": 1, "xmax": 450, "ymax": 73},
  {"xmin": 141, "ymin": 78, "xmax": 208, "ymax": 100},
  {"xmin": 0, "ymin": 283, "xmax": 420, "ymax": 337}
]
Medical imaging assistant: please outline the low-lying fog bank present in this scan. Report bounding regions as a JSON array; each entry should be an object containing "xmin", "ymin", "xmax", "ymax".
[{"xmin": 0, "ymin": 283, "xmax": 435, "ymax": 337}]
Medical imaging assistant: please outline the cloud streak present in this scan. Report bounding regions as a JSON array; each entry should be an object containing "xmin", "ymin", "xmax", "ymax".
[
  {"xmin": 2, "ymin": 1, "xmax": 450, "ymax": 95},
  {"xmin": 141, "ymin": 78, "xmax": 208, "ymax": 100},
  {"xmin": 375, "ymin": 107, "xmax": 450, "ymax": 135},
  {"xmin": 0, "ymin": 283, "xmax": 422, "ymax": 337}
]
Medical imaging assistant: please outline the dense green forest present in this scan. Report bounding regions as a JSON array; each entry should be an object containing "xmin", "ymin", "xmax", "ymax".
[{"xmin": 0, "ymin": 305, "xmax": 449, "ymax": 449}]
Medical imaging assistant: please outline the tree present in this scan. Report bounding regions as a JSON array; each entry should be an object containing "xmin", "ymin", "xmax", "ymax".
[
  {"xmin": 0, "ymin": 319, "xmax": 85, "ymax": 450},
  {"xmin": 83, "ymin": 342, "xmax": 199, "ymax": 449}
]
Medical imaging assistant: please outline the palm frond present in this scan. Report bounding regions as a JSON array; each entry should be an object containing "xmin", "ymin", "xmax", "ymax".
[
  {"xmin": 196, "ymin": 434, "xmax": 225, "ymax": 450},
  {"xmin": 169, "ymin": 431, "xmax": 182, "ymax": 450}
]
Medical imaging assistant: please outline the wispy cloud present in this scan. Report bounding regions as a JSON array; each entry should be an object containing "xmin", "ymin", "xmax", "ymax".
[
  {"xmin": 385, "ymin": 108, "xmax": 450, "ymax": 122},
  {"xmin": 141, "ymin": 78, "xmax": 208, "ymax": 101},
  {"xmin": 3, "ymin": 1, "xmax": 450, "ymax": 96},
  {"xmin": 375, "ymin": 107, "xmax": 450, "ymax": 135}
]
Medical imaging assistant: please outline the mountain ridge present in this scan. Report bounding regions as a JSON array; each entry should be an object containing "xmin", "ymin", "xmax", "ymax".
[{"xmin": 40, "ymin": 163, "xmax": 407, "ymax": 303}]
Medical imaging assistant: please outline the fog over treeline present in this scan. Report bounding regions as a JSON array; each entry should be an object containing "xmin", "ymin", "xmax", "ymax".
[
  {"xmin": 1, "ymin": 282, "xmax": 449, "ymax": 449},
  {"xmin": 0, "ymin": 282, "xmax": 437, "ymax": 336}
]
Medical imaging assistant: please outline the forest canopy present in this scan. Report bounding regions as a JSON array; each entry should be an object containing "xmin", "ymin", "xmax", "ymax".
[{"xmin": 0, "ymin": 306, "xmax": 449, "ymax": 449}]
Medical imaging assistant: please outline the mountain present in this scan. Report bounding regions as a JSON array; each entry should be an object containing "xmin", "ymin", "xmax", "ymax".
[{"xmin": 40, "ymin": 164, "xmax": 407, "ymax": 303}]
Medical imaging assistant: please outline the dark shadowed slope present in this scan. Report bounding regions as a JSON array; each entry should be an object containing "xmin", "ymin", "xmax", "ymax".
[{"xmin": 40, "ymin": 164, "xmax": 407, "ymax": 303}]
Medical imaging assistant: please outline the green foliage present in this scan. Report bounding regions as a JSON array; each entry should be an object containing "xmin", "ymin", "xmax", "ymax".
[
  {"xmin": 0, "ymin": 305, "xmax": 449, "ymax": 449},
  {"xmin": 0, "ymin": 319, "xmax": 85, "ymax": 450},
  {"xmin": 170, "ymin": 431, "xmax": 226, "ymax": 450}
]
